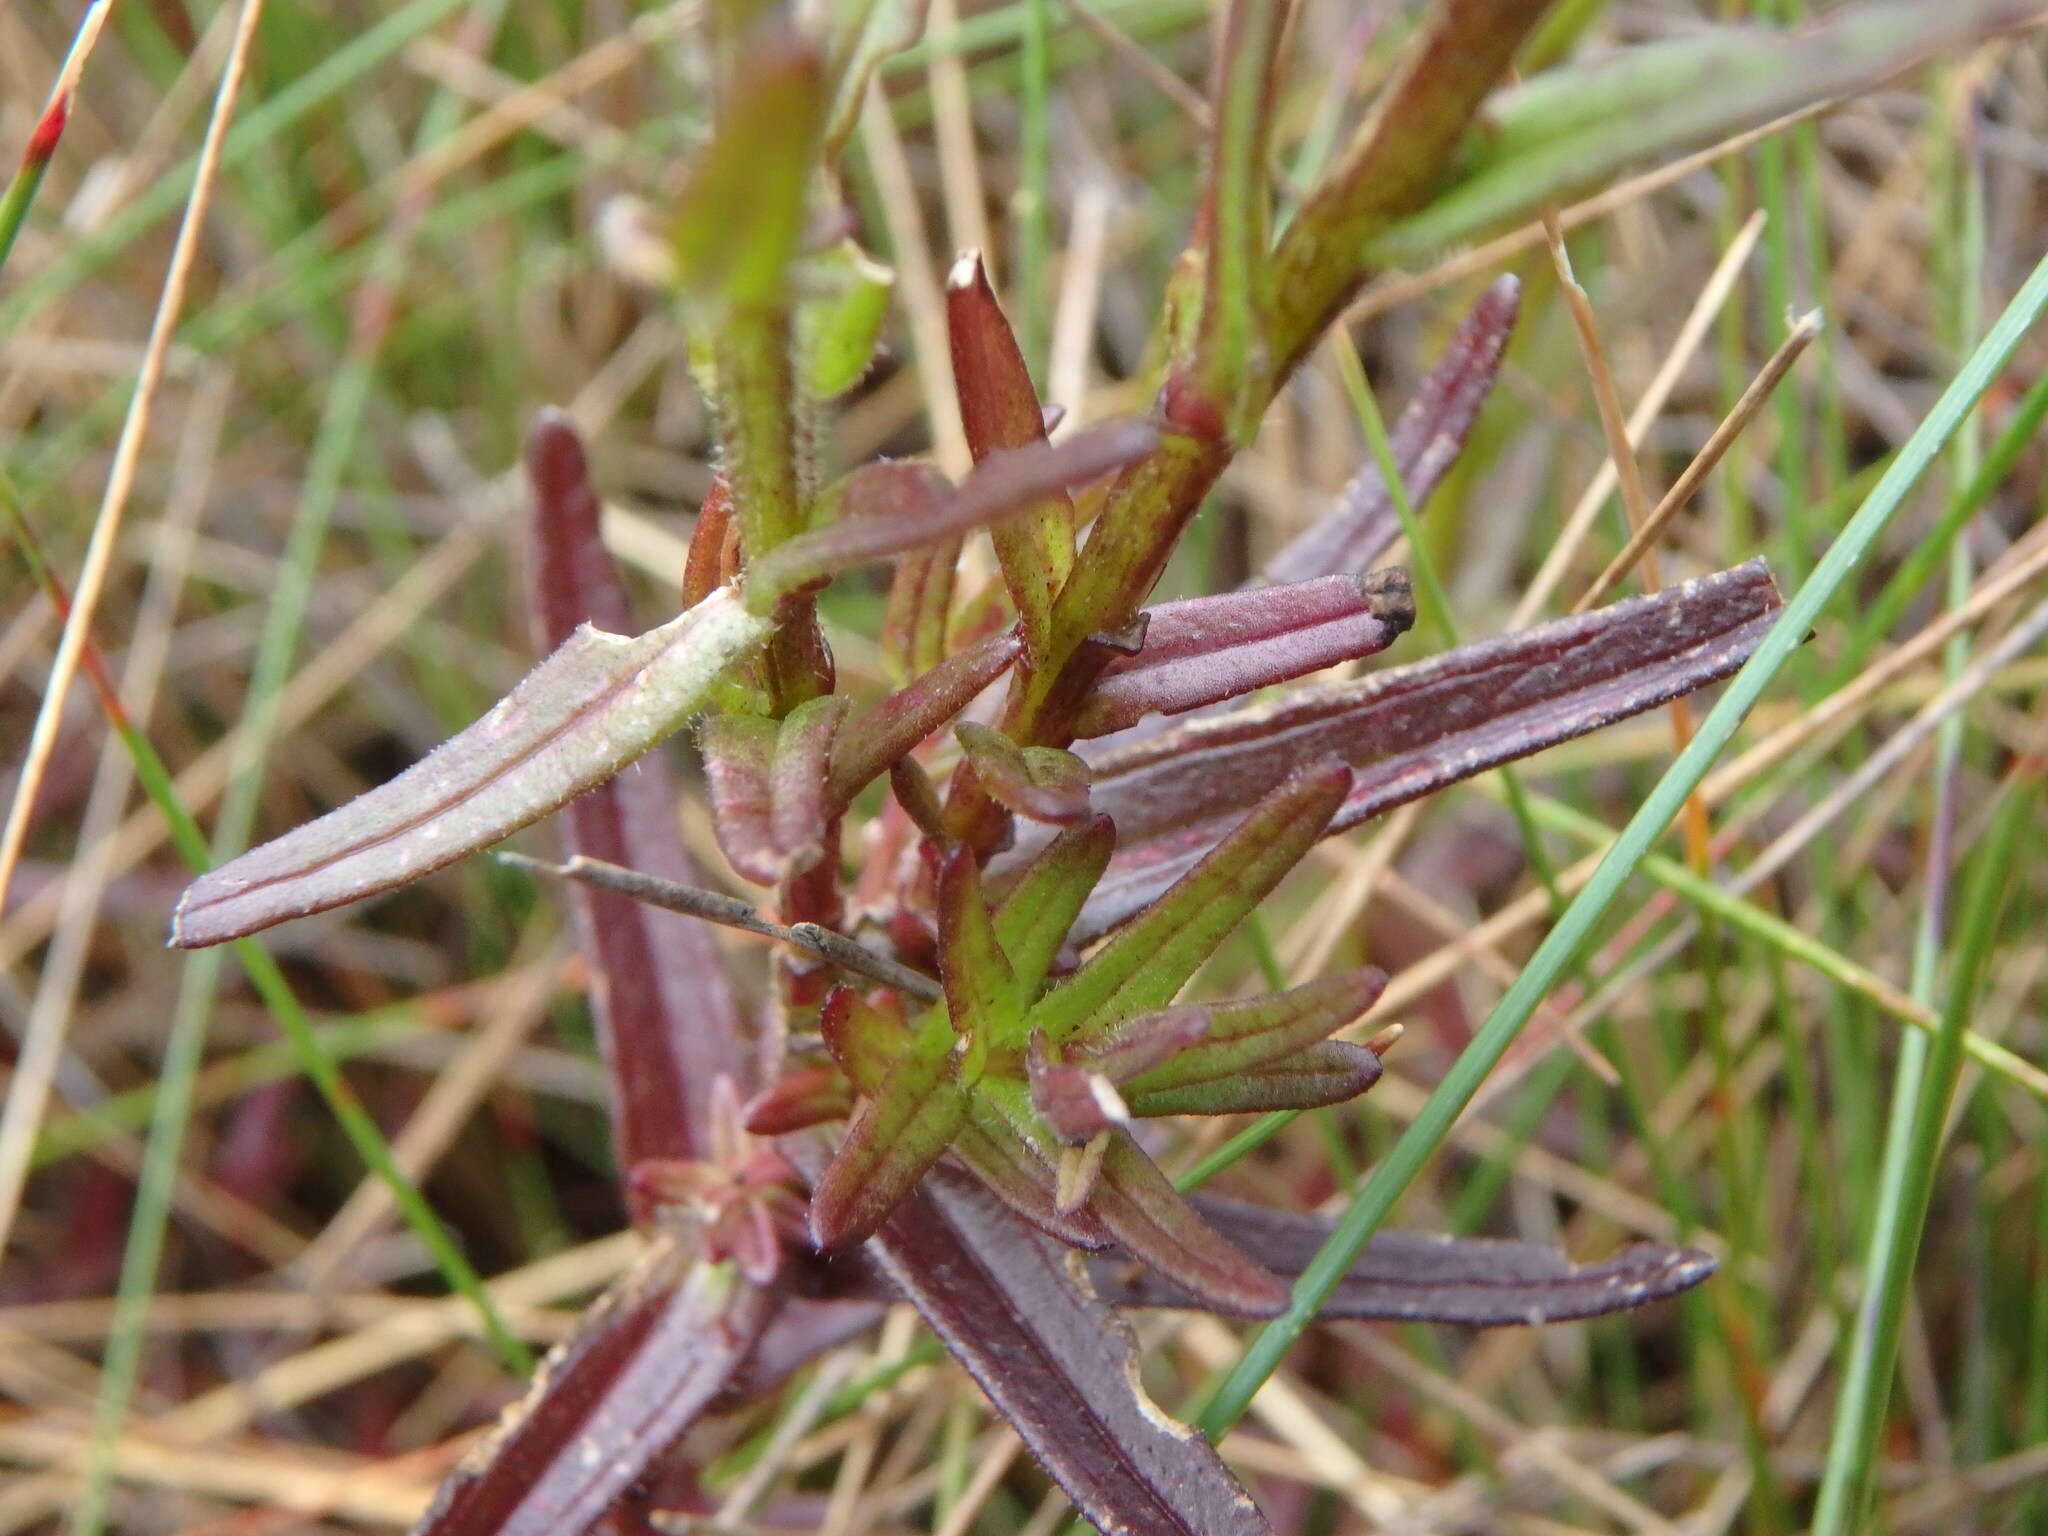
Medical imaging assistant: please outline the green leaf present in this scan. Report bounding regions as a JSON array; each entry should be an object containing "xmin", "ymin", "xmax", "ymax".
[
  {"xmin": 935, "ymin": 843, "xmax": 1021, "ymax": 1048},
  {"xmin": 809, "ymin": 1022, "xmax": 967, "ymax": 1250},
  {"xmin": 990, "ymin": 814, "xmax": 1116, "ymax": 1001},
  {"xmin": 802, "ymin": 239, "xmax": 895, "ymax": 397},
  {"xmin": 952, "ymin": 1102, "xmax": 1115, "ymax": 1250},
  {"xmin": 671, "ymin": 31, "xmax": 827, "ymax": 312},
  {"xmin": 1027, "ymin": 761, "xmax": 1349, "ymax": 1044},
  {"xmin": 820, "ymin": 984, "xmax": 914, "ymax": 1094},
  {"xmin": 1124, "ymin": 969, "xmax": 1386, "ymax": 1093},
  {"xmin": 1128, "ymin": 1041, "xmax": 1383, "ymax": 1118},
  {"xmin": 1087, "ymin": 1133, "xmax": 1289, "ymax": 1317}
]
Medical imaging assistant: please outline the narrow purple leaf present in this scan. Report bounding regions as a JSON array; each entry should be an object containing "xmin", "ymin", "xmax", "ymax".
[
  {"xmin": 523, "ymin": 412, "xmax": 748, "ymax": 1161},
  {"xmin": 955, "ymin": 722, "xmax": 1093, "ymax": 825},
  {"xmin": 788, "ymin": 1193, "xmax": 1716, "ymax": 1330},
  {"xmin": 1077, "ymin": 560, "xmax": 1782, "ymax": 936},
  {"xmin": 747, "ymin": 422, "xmax": 1159, "ymax": 599},
  {"xmin": 1123, "ymin": 968, "xmax": 1385, "ymax": 1094},
  {"xmin": 1084, "ymin": 1133, "xmax": 1289, "ymax": 1317},
  {"xmin": 809, "ymin": 1031, "xmax": 967, "ymax": 1250},
  {"xmin": 1104, "ymin": 571, "xmax": 1410, "ymax": 669},
  {"xmin": 1073, "ymin": 571, "xmax": 1415, "ymax": 736},
  {"xmin": 888, "ymin": 754, "xmax": 949, "ymax": 840},
  {"xmin": 1262, "ymin": 275, "xmax": 1520, "ymax": 585},
  {"xmin": 1126, "ymin": 1040, "xmax": 1383, "ymax": 1117},
  {"xmin": 769, "ymin": 695, "xmax": 850, "ymax": 877},
  {"xmin": 680, "ymin": 471, "xmax": 735, "ymax": 611},
  {"xmin": 1030, "ymin": 761, "xmax": 1350, "ymax": 1043},
  {"xmin": 699, "ymin": 714, "xmax": 781, "ymax": 885},
  {"xmin": 412, "ymin": 1243, "xmax": 777, "ymax": 1536},
  {"xmin": 1097, "ymin": 1194, "xmax": 1719, "ymax": 1326},
  {"xmin": 171, "ymin": 588, "xmax": 770, "ymax": 948},
  {"xmin": 868, "ymin": 1171, "xmax": 1274, "ymax": 1536},
  {"xmin": 825, "ymin": 628, "xmax": 1024, "ymax": 806}
]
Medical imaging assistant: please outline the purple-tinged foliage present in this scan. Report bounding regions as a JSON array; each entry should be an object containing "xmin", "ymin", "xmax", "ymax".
[
  {"xmin": 1122, "ymin": 968, "xmax": 1386, "ymax": 1094},
  {"xmin": 411, "ymin": 1242, "xmax": 778, "ymax": 1536},
  {"xmin": 1072, "ymin": 570, "xmax": 1416, "ymax": 736},
  {"xmin": 767, "ymin": 694, "xmax": 849, "ymax": 877},
  {"xmin": 954, "ymin": 721, "xmax": 1093, "ymax": 825},
  {"xmin": 156, "ymin": 0, "xmax": 1891, "ymax": 1525},
  {"xmin": 522, "ymin": 414, "xmax": 746, "ymax": 1162},
  {"xmin": 698, "ymin": 692, "xmax": 849, "ymax": 885},
  {"xmin": 1125, "ymin": 1040, "xmax": 1384, "ymax": 1117},
  {"xmin": 762, "ymin": 1194, "xmax": 1718, "ymax": 1333},
  {"xmin": 1262, "ymin": 276, "xmax": 1521, "ymax": 585},
  {"xmin": 746, "ymin": 422, "xmax": 1157, "ymax": 599},
  {"xmin": 870, "ymin": 1173, "xmax": 1274, "ymax": 1536},
  {"xmin": 1076, "ymin": 560, "xmax": 1784, "ymax": 935},
  {"xmin": 952, "ymin": 1103, "xmax": 1117, "ymax": 1249},
  {"xmin": 739, "ymin": 1064, "xmax": 851, "ymax": 1135},
  {"xmin": 679, "ymin": 471, "xmax": 735, "ymax": 610},
  {"xmin": 1062, "ymin": 1005, "xmax": 1213, "ymax": 1082},
  {"xmin": 948, "ymin": 248, "xmax": 1076, "ymax": 649},
  {"xmin": 808, "ymin": 1028, "xmax": 967, "ymax": 1251},
  {"xmin": 1025, "ymin": 1034, "xmax": 1130, "ymax": 1144},
  {"xmin": 1098, "ymin": 1194, "xmax": 1719, "ymax": 1327},
  {"xmin": 825, "ymin": 629, "xmax": 1023, "ymax": 806},
  {"xmin": 879, "ymin": 541, "xmax": 958, "ymax": 679},
  {"xmin": 170, "ymin": 587, "xmax": 768, "ymax": 948},
  {"xmin": 698, "ymin": 714, "xmax": 780, "ymax": 884},
  {"xmin": 1085, "ymin": 1131, "xmax": 1291, "ymax": 1316}
]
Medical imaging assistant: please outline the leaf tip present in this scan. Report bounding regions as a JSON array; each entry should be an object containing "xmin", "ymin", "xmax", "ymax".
[
  {"xmin": 1356, "ymin": 566, "xmax": 1416, "ymax": 635},
  {"xmin": 947, "ymin": 247, "xmax": 987, "ymax": 293}
]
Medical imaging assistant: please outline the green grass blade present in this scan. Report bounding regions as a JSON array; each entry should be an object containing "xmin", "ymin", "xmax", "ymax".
[{"xmin": 1810, "ymin": 769, "xmax": 2039, "ymax": 1532}]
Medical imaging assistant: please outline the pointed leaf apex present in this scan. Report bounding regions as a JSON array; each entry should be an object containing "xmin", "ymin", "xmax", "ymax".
[{"xmin": 948, "ymin": 248, "xmax": 987, "ymax": 291}]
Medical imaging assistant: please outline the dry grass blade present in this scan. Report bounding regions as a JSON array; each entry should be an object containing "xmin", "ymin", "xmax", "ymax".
[
  {"xmin": 0, "ymin": 0, "xmax": 270, "ymax": 1265},
  {"xmin": 1574, "ymin": 310, "xmax": 1825, "ymax": 614}
]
